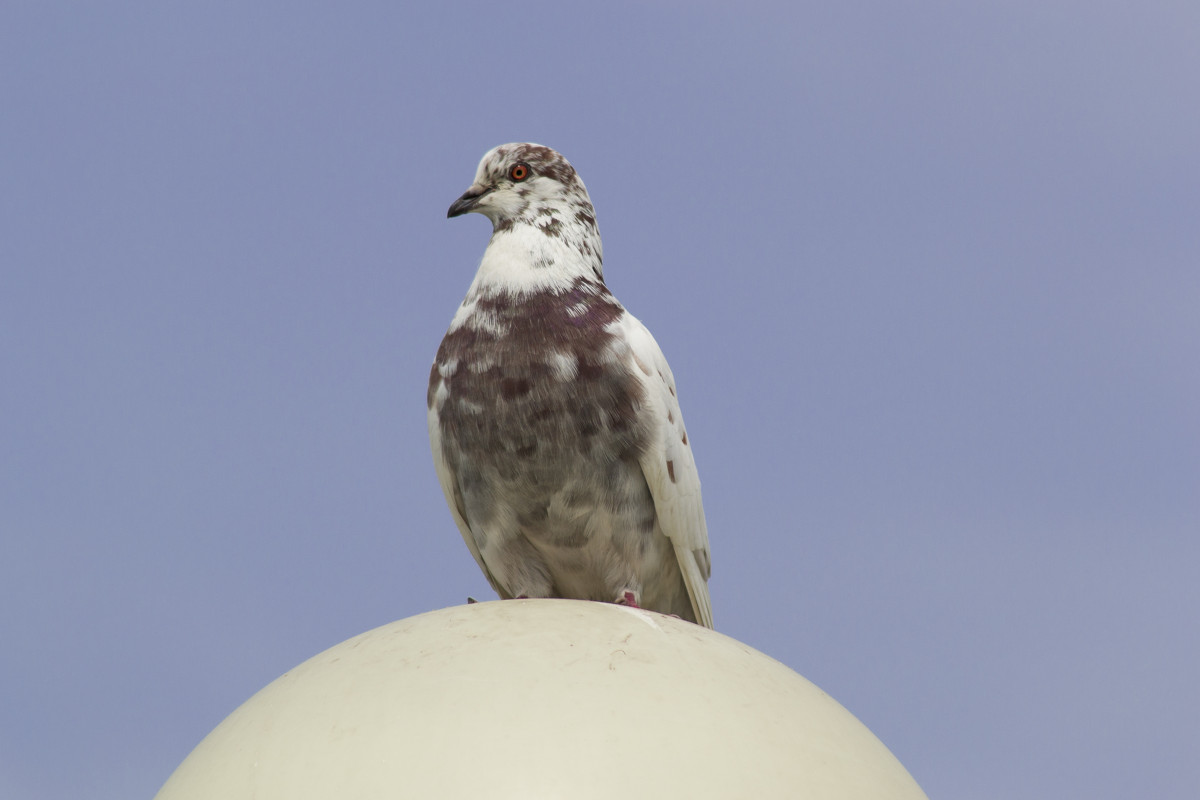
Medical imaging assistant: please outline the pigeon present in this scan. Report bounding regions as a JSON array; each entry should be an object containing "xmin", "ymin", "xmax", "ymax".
[{"xmin": 428, "ymin": 143, "xmax": 713, "ymax": 628}]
